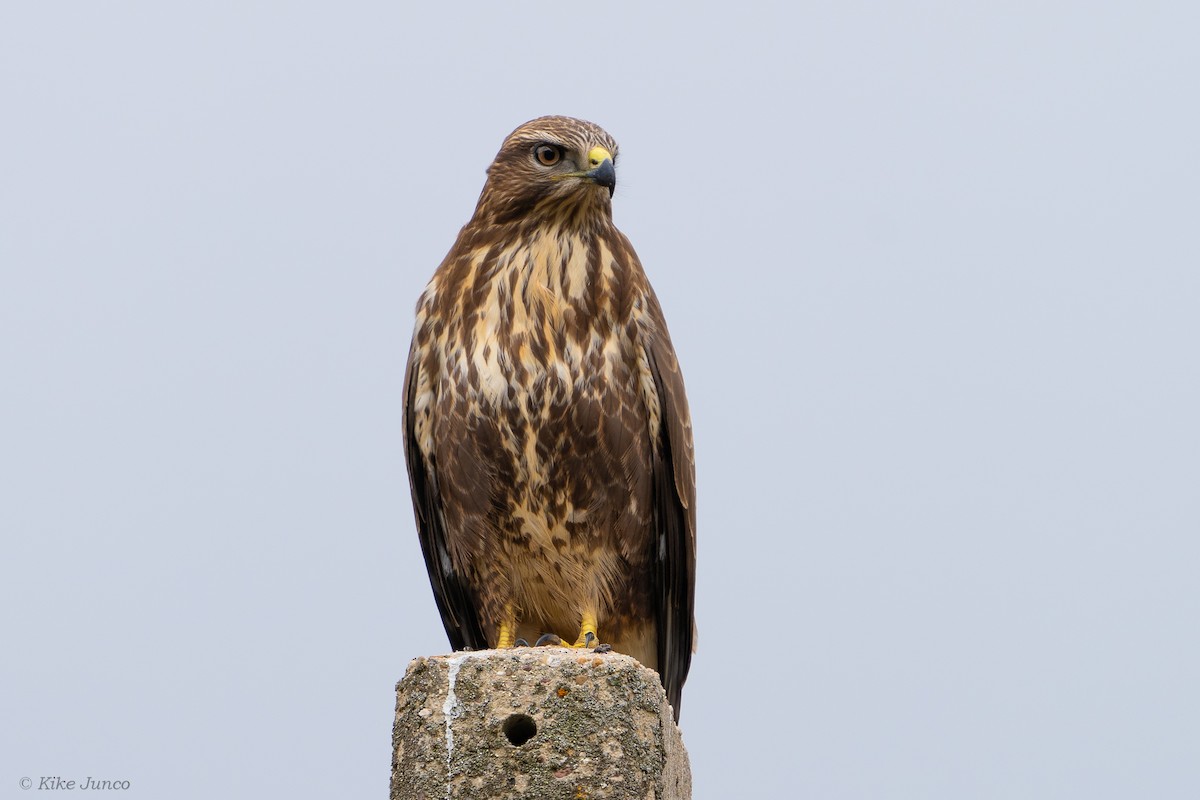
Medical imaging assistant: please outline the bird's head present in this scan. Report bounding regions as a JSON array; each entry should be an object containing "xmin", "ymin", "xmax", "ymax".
[{"xmin": 472, "ymin": 116, "xmax": 620, "ymax": 228}]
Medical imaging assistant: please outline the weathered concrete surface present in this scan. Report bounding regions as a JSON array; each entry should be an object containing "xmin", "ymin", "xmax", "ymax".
[{"xmin": 392, "ymin": 648, "xmax": 691, "ymax": 799}]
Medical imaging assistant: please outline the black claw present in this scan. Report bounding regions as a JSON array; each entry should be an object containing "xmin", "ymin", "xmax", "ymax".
[
  {"xmin": 593, "ymin": 643, "xmax": 613, "ymax": 654},
  {"xmin": 584, "ymin": 631, "xmax": 596, "ymax": 647},
  {"xmin": 514, "ymin": 638, "xmax": 529, "ymax": 647},
  {"xmin": 534, "ymin": 633, "xmax": 563, "ymax": 647}
]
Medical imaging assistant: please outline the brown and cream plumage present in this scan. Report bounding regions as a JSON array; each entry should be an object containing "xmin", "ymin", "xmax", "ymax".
[{"xmin": 403, "ymin": 116, "xmax": 695, "ymax": 719}]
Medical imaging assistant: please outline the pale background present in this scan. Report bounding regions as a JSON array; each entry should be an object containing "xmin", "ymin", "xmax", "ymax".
[{"xmin": 3, "ymin": 2, "xmax": 1198, "ymax": 798}]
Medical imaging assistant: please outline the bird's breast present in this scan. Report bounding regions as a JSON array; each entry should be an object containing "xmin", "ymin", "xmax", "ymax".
[
  {"xmin": 416, "ymin": 227, "xmax": 649, "ymax": 495},
  {"xmin": 444, "ymin": 245, "xmax": 627, "ymax": 413}
]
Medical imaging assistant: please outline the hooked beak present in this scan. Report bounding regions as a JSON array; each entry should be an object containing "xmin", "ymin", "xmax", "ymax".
[
  {"xmin": 583, "ymin": 146, "xmax": 616, "ymax": 196},
  {"xmin": 549, "ymin": 145, "xmax": 617, "ymax": 197}
]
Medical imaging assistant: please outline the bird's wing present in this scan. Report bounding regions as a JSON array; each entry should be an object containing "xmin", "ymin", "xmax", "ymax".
[
  {"xmin": 402, "ymin": 341, "xmax": 488, "ymax": 652},
  {"xmin": 643, "ymin": 292, "xmax": 697, "ymax": 721}
]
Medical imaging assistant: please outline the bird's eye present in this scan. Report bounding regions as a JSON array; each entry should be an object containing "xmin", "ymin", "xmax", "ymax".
[{"xmin": 534, "ymin": 144, "xmax": 562, "ymax": 166}]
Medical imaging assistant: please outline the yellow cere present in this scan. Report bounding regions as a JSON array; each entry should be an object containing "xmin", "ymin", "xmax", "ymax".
[{"xmin": 587, "ymin": 146, "xmax": 613, "ymax": 168}]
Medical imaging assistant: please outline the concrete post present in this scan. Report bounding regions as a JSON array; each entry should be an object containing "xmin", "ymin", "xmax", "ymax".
[{"xmin": 391, "ymin": 647, "xmax": 691, "ymax": 799}]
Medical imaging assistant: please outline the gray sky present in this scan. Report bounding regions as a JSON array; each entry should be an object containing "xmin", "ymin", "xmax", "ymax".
[{"xmin": 3, "ymin": 2, "xmax": 1198, "ymax": 798}]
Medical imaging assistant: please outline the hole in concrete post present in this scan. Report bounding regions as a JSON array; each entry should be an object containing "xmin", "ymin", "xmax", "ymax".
[{"xmin": 502, "ymin": 713, "xmax": 537, "ymax": 746}]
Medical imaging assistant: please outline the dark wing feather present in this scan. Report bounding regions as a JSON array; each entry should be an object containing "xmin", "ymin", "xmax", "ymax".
[
  {"xmin": 402, "ymin": 343, "xmax": 488, "ymax": 652},
  {"xmin": 643, "ymin": 294, "xmax": 697, "ymax": 722}
]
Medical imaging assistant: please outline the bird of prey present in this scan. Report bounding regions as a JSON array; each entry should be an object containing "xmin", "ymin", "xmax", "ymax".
[{"xmin": 403, "ymin": 116, "xmax": 695, "ymax": 719}]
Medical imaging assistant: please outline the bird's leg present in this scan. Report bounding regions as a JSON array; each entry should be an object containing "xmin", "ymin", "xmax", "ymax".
[
  {"xmin": 572, "ymin": 611, "xmax": 599, "ymax": 648},
  {"xmin": 496, "ymin": 620, "xmax": 516, "ymax": 649},
  {"xmin": 496, "ymin": 604, "xmax": 519, "ymax": 649}
]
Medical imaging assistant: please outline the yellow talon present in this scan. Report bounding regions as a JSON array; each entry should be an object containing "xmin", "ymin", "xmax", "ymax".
[{"xmin": 573, "ymin": 611, "xmax": 598, "ymax": 648}]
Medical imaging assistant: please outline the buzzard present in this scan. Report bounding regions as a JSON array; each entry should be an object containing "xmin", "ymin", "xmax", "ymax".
[{"xmin": 403, "ymin": 116, "xmax": 695, "ymax": 719}]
